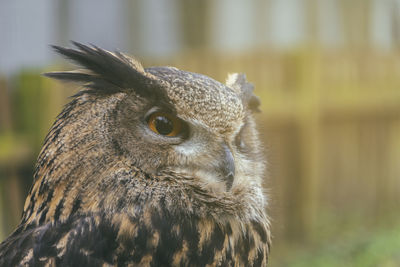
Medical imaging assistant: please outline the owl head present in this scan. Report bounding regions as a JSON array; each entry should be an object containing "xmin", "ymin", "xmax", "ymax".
[{"xmin": 43, "ymin": 42, "xmax": 264, "ymax": 196}]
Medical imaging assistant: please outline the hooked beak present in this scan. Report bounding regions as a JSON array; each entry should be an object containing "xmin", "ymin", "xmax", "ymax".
[{"xmin": 220, "ymin": 144, "xmax": 235, "ymax": 190}]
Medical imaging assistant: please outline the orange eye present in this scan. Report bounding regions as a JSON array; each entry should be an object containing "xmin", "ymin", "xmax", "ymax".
[{"xmin": 147, "ymin": 112, "xmax": 182, "ymax": 137}]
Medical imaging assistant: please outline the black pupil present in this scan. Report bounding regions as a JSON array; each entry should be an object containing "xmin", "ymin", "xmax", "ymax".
[{"xmin": 155, "ymin": 116, "xmax": 174, "ymax": 135}]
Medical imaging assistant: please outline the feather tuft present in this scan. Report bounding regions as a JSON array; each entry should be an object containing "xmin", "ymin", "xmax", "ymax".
[{"xmin": 44, "ymin": 42, "xmax": 163, "ymax": 98}]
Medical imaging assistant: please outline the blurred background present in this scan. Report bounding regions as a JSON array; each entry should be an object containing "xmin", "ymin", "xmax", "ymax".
[{"xmin": 1, "ymin": 0, "xmax": 400, "ymax": 266}]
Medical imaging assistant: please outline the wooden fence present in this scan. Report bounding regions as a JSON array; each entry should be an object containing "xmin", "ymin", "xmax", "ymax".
[
  {"xmin": 1, "ymin": 49, "xmax": 400, "ymax": 251},
  {"xmin": 151, "ymin": 48, "xmax": 400, "ymax": 243}
]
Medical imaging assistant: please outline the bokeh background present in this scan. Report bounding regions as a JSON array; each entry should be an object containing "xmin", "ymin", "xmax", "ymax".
[{"xmin": 1, "ymin": 0, "xmax": 400, "ymax": 266}]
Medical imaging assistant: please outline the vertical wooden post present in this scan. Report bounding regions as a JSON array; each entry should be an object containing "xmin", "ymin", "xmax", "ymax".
[
  {"xmin": 55, "ymin": 0, "xmax": 70, "ymax": 46},
  {"xmin": 296, "ymin": 50, "xmax": 322, "ymax": 241},
  {"xmin": 338, "ymin": 0, "xmax": 372, "ymax": 48},
  {"xmin": 124, "ymin": 0, "xmax": 143, "ymax": 53},
  {"xmin": 178, "ymin": 0, "xmax": 210, "ymax": 49},
  {"xmin": 305, "ymin": 0, "xmax": 319, "ymax": 46},
  {"xmin": 0, "ymin": 78, "xmax": 9, "ymax": 241}
]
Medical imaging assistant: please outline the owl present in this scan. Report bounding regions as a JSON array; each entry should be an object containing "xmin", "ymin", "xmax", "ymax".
[{"xmin": 0, "ymin": 42, "xmax": 270, "ymax": 266}]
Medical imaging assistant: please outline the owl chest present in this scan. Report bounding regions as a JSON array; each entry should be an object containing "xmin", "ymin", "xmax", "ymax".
[{"xmin": 115, "ymin": 209, "xmax": 269, "ymax": 266}]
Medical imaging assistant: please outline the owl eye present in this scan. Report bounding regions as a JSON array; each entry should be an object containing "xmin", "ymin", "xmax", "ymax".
[
  {"xmin": 147, "ymin": 112, "xmax": 182, "ymax": 137},
  {"xmin": 235, "ymin": 126, "xmax": 248, "ymax": 152},
  {"xmin": 235, "ymin": 134, "xmax": 245, "ymax": 150}
]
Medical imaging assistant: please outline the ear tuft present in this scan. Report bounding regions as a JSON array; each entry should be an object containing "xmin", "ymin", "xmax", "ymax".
[
  {"xmin": 44, "ymin": 42, "xmax": 162, "ymax": 98},
  {"xmin": 225, "ymin": 73, "xmax": 260, "ymax": 112}
]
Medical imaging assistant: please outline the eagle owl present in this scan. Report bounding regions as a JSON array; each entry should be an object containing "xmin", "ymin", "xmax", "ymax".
[{"xmin": 0, "ymin": 42, "xmax": 271, "ymax": 266}]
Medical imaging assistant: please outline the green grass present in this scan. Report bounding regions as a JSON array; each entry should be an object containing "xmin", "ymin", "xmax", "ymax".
[{"xmin": 270, "ymin": 225, "xmax": 400, "ymax": 267}]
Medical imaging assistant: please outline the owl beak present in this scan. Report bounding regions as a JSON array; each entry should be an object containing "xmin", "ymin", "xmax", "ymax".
[{"xmin": 221, "ymin": 144, "xmax": 235, "ymax": 191}]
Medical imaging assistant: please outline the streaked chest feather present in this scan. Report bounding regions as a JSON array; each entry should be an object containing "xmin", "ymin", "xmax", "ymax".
[{"xmin": 2, "ymin": 208, "xmax": 269, "ymax": 267}]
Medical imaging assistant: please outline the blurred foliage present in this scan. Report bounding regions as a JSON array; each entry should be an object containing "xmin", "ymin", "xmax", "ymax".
[{"xmin": 271, "ymin": 224, "xmax": 400, "ymax": 267}]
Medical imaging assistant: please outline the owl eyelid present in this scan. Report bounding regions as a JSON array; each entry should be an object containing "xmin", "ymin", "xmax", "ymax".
[
  {"xmin": 144, "ymin": 106, "xmax": 187, "ymax": 123},
  {"xmin": 144, "ymin": 106, "xmax": 174, "ymax": 119}
]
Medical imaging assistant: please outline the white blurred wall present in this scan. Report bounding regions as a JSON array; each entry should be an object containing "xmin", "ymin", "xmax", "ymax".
[
  {"xmin": 0, "ymin": 0, "xmax": 56, "ymax": 74},
  {"xmin": 0, "ymin": 0, "xmax": 399, "ymax": 75}
]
